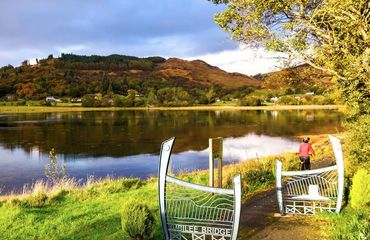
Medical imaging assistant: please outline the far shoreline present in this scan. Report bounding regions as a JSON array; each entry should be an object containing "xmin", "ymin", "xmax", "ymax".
[{"xmin": 0, "ymin": 104, "xmax": 342, "ymax": 114}]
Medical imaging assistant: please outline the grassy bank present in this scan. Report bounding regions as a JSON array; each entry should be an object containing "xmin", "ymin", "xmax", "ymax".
[
  {"xmin": 0, "ymin": 134, "xmax": 367, "ymax": 239},
  {"xmin": 0, "ymin": 104, "xmax": 341, "ymax": 114}
]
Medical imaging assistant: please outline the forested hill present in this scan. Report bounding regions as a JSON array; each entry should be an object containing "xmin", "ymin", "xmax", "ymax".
[
  {"xmin": 0, "ymin": 54, "xmax": 261, "ymax": 100},
  {"xmin": 256, "ymin": 64, "xmax": 333, "ymax": 94}
]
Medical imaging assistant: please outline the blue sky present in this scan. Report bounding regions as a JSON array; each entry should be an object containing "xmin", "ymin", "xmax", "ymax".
[{"xmin": 0, "ymin": 0, "xmax": 281, "ymax": 75}]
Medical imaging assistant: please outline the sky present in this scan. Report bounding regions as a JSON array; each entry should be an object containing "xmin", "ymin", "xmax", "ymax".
[{"xmin": 0, "ymin": 0, "xmax": 282, "ymax": 75}]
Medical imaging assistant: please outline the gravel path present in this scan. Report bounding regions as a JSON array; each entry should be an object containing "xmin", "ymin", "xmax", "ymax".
[{"xmin": 237, "ymin": 189, "xmax": 329, "ymax": 240}]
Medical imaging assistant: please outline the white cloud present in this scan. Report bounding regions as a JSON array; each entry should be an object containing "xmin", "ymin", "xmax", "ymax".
[{"xmin": 185, "ymin": 45, "xmax": 287, "ymax": 76}]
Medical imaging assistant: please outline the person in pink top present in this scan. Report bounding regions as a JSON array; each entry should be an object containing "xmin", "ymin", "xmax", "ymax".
[{"xmin": 299, "ymin": 137, "xmax": 315, "ymax": 170}]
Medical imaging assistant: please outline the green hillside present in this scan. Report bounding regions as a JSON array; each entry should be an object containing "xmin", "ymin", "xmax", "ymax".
[{"xmin": 0, "ymin": 54, "xmax": 261, "ymax": 104}]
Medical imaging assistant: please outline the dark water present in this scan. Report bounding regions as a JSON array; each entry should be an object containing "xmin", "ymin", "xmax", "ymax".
[{"xmin": 0, "ymin": 110, "xmax": 342, "ymax": 193}]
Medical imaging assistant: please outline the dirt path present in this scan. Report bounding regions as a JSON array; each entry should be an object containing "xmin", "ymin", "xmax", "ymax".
[{"xmin": 237, "ymin": 189, "xmax": 329, "ymax": 240}]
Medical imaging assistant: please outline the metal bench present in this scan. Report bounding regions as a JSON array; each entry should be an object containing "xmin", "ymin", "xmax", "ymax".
[
  {"xmin": 276, "ymin": 135, "xmax": 344, "ymax": 215},
  {"xmin": 159, "ymin": 137, "xmax": 242, "ymax": 240}
]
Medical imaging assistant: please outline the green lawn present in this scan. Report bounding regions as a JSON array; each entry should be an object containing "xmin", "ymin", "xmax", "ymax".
[{"xmin": 0, "ymin": 178, "xmax": 163, "ymax": 240}]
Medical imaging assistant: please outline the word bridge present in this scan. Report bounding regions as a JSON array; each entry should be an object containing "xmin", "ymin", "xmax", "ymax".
[{"xmin": 158, "ymin": 137, "xmax": 241, "ymax": 240}]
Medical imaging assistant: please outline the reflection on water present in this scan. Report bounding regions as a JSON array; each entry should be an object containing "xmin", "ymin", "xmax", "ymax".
[
  {"xmin": 0, "ymin": 110, "xmax": 342, "ymax": 194},
  {"xmin": 170, "ymin": 133, "xmax": 298, "ymax": 173}
]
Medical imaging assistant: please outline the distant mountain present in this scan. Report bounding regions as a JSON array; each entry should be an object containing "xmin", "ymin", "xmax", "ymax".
[{"xmin": 0, "ymin": 54, "xmax": 261, "ymax": 100}]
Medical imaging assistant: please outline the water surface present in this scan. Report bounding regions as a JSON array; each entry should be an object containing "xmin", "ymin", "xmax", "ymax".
[{"xmin": 0, "ymin": 110, "xmax": 342, "ymax": 193}]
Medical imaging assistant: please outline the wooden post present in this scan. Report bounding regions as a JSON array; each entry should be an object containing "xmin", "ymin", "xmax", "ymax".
[
  {"xmin": 209, "ymin": 137, "xmax": 223, "ymax": 188},
  {"xmin": 209, "ymin": 138, "xmax": 214, "ymax": 187}
]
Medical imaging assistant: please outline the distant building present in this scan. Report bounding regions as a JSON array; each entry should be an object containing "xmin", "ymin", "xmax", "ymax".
[
  {"xmin": 46, "ymin": 96, "xmax": 61, "ymax": 102},
  {"xmin": 71, "ymin": 98, "xmax": 82, "ymax": 103},
  {"xmin": 305, "ymin": 92, "xmax": 315, "ymax": 95},
  {"xmin": 270, "ymin": 97, "xmax": 279, "ymax": 102},
  {"xmin": 5, "ymin": 94, "xmax": 16, "ymax": 101}
]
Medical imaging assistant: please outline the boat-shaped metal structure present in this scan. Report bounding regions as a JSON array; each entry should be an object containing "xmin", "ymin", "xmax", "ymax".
[{"xmin": 276, "ymin": 135, "xmax": 344, "ymax": 215}]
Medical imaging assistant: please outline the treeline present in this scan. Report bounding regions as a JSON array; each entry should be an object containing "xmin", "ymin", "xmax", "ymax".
[
  {"xmin": 81, "ymin": 85, "xmax": 254, "ymax": 107},
  {"xmin": 53, "ymin": 54, "xmax": 166, "ymax": 71}
]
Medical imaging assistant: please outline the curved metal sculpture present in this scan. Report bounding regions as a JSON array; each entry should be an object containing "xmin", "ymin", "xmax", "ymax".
[
  {"xmin": 159, "ymin": 137, "xmax": 241, "ymax": 240},
  {"xmin": 276, "ymin": 135, "xmax": 344, "ymax": 215}
]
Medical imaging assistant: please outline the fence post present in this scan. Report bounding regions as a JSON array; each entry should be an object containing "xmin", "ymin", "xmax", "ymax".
[{"xmin": 276, "ymin": 160, "xmax": 284, "ymax": 215}]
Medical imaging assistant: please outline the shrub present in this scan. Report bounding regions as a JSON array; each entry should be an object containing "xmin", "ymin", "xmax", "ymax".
[
  {"xmin": 26, "ymin": 193, "xmax": 48, "ymax": 208},
  {"xmin": 240, "ymin": 96, "xmax": 262, "ymax": 106},
  {"xmin": 39, "ymin": 100, "xmax": 52, "ymax": 106},
  {"xmin": 312, "ymin": 95, "xmax": 330, "ymax": 105},
  {"xmin": 101, "ymin": 96, "xmax": 113, "ymax": 107},
  {"xmin": 344, "ymin": 115, "xmax": 370, "ymax": 176},
  {"xmin": 113, "ymin": 95, "xmax": 125, "ymax": 107},
  {"xmin": 121, "ymin": 178, "xmax": 144, "ymax": 190},
  {"xmin": 121, "ymin": 97, "xmax": 134, "ymax": 107},
  {"xmin": 121, "ymin": 202, "xmax": 155, "ymax": 240},
  {"xmin": 242, "ymin": 170, "xmax": 274, "ymax": 193},
  {"xmin": 276, "ymin": 95, "xmax": 299, "ymax": 105},
  {"xmin": 45, "ymin": 148, "xmax": 67, "ymax": 185},
  {"xmin": 81, "ymin": 95, "xmax": 102, "ymax": 107},
  {"xmin": 329, "ymin": 208, "xmax": 369, "ymax": 240},
  {"xmin": 350, "ymin": 169, "xmax": 370, "ymax": 209},
  {"xmin": 16, "ymin": 99, "xmax": 27, "ymax": 106},
  {"xmin": 134, "ymin": 98, "xmax": 145, "ymax": 107}
]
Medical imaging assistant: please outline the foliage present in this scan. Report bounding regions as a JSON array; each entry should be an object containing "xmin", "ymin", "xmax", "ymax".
[
  {"xmin": 206, "ymin": 87, "xmax": 216, "ymax": 104},
  {"xmin": 147, "ymin": 89, "xmax": 159, "ymax": 106},
  {"xmin": 240, "ymin": 96, "xmax": 262, "ymax": 106},
  {"xmin": 350, "ymin": 169, "xmax": 370, "ymax": 209},
  {"xmin": 261, "ymin": 64, "xmax": 332, "ymax": 94},
  {"xmin": 344, "ymin": 115, "xmax": 370, "ymax": 176},
  {"xmin": 45, "ymin": 148, "xmax": 67, "ymax": 184},
  {"xmin": 157, "ymin": 87, "xmax": 192, "ymax": 106},
  {"xmin": 121, "ymin": 202, "xmax": 155, "ymax": 240},
  {"xmin": 210, "ymin": 0, "xmax": 369, "ymax": 117},
  {"xmin": 327, "ymin": 207, "xmax": 370, "ymax": 240},
  {"xmin": 81, "ymin": 95, "xmax": 100, "ymax": 107},
  {"xmin": 310, "ymin": 95, "xmax": 335, "ymax": 105},
  {"xmin": 276, "ymin": 95, "xmax": 299, "ymax": 105}
]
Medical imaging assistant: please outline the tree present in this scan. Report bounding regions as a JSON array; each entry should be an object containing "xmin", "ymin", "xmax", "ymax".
[
  {"xmin": 147, "ymin": 89, "xmax": 158, "ymax": 106},
  {"xmin": 206, "ymin": 87, "xmax": 216, "ymax": 104},
  {"xmin": 209, "ymin": 0, "xmax": 369, "ymax": 117},
  {"xmin": 21, "ymin": 60, "xmax": 29, "ymax": 66},
  {"xmin": 102, "ymin": 74, "xmax": 111, "ymax": 95},
  {"xmin": 127, "ymin": 89, "xmax": 137, "ymax": 102}
]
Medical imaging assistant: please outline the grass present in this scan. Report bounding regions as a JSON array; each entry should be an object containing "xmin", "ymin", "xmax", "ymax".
[
  {"xmin": 0, "ymin": 104, "xmax": 341, "ymax": 114},
  {"xmin": 319, "ymin": 207, "xmax": 370, "ymax": 240},
  {"xmin": 0, "ymin": 177, "xmax": 162, "ymax": 240}
]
